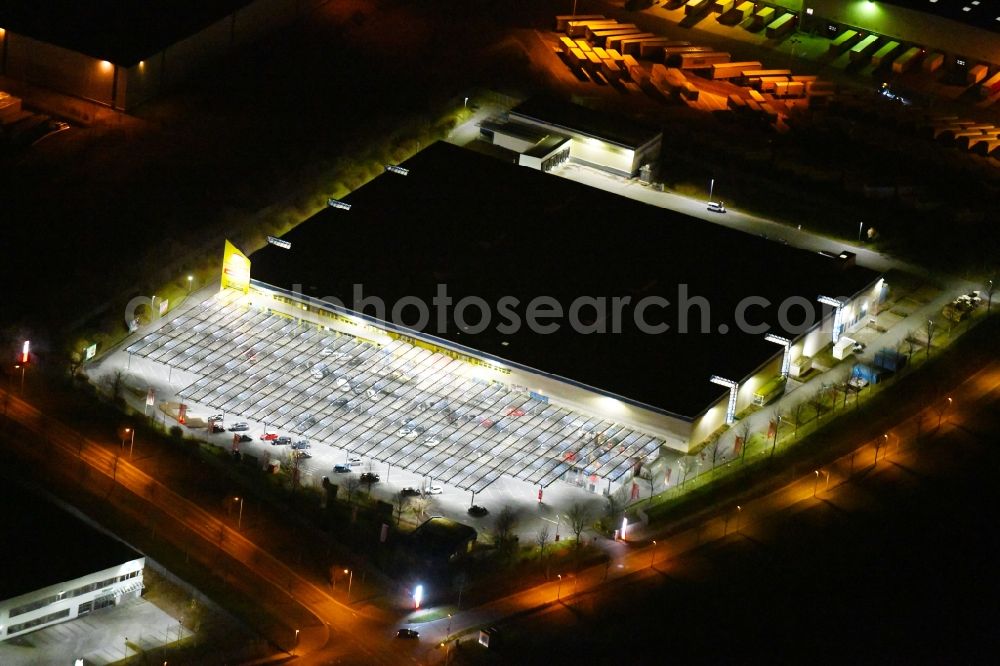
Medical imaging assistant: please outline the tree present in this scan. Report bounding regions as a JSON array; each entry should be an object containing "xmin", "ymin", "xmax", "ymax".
[
  {"xmin": 103, "ymin": 369, "xmax": 125, "ymax": 403},
  {"xmin": 493, "ymin": 505, "xmax": 518, "ymax": 559},
  {"xmin": 409, "ymin": 496, "xmax": 431, "ymax": 520},
  {"xmin": 391, "ymin": 490, "xmax": 409, "ymax": 526},
  {"xmin": 344, "ymin": 475, "xmax": 361, "ymax": 504},
  {"xmin": 535, "ymin": 524, "xmax": 550, "ymax": 561},
  {"xmin": 737, "ymin": 420, "xmax": 752, "ymax": 464},
  {"xmin": 707, "ymin": 435, "xmax": 725, "ymax": 470},
  {"xmin": 566, "ymin": 502, "xmax": 591, "ymax": 549},
  {"xmin": 605, "ymin": 486, "xmax": 628, "ymax": 529}
]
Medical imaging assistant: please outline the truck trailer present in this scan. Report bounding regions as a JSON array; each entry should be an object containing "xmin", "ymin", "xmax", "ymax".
[
  {"xmin": 828, "ymin": 29, "xmax": 860, "ymax": 53},
  {"xmin": 765, "ymin": 12, "xmax": 795, "ymax": 38},
  {"xmin": 678, "ymin": 51, "xmax": 732, "ymax": 69},
  {"xmin": 892, "ymin": 46, "xmax": 922, "ymax": 74},
  {"xmin": 710, "ymin": 61, "xmax": 762, "ymax": 79},
  {"xmin": 849, "ymin": 34, "xmax": 881, "ymax": 63},
  {"xmin": 871, "ymin": 40, "xmax": 901, "ymax": 68}
]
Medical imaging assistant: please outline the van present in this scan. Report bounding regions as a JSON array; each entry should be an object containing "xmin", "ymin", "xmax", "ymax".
[{"xmin": 707, "ymin": 201, "xmax": 727, "ymax": 213}]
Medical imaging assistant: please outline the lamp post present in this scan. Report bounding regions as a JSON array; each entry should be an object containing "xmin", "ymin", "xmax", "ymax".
[
  {"xmin": 345, "ymin": 569, "xmax": 353, "ymax": 602},
  {"xmin": 938, "ymin": 397, "xmax": 953, "ymax": 428},
  {"xmin": 650, "ymin": 540, "xmax": 658, "ymax": 568},
  {"xmin": 556, "ymin": 574, "xmax": 563, "ymax": 601},
  {"xmin": 126, "ymin": 428, "xmax": 135, "ymax": 457},
  {"xmin": 187, "ymin": 275, "xmax": 194, "ymax": 294},
  {"xmin": 293, "ymin": 629, "xmax": 299, "ymax": 655},
  {"xmin": 708, "ymin": 177, "xmax": 715, "ymax": 202},
  {"xmin": 233, "ymin": 496, "xmax": 244, "ymax": 530},
  {"xmin": 926, "ymin": 319, "xmax": 935, "ymax": 358},
  {"xmin": 813, "ymin": 470, "xmax": 820, "ymax": 498},
  {"xmin": 735, "ymin": 505, "xmax": 742, "ymax": 534},
  {"xmin": 858, "ymin": 221, "xmax": 864, "ymax": 242}
]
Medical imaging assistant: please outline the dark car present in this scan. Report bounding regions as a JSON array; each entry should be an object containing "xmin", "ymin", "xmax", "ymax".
[
  {"xmin": 237, "ymin": 434, "xmax": 253, "ymax": 443},
  {"xmin": 272, "ymin": 436, "xmax": 293, "ymax": 446},
  {"xmin": 360, "ymin": 472, "xmax": 380, "ymax": 484},
  {"xmin": 333, "ymin": 464, "xmax": 352, "ymax": 473},
  {"xmin": 396, "ymin": 628, "xmax": 419, "ymax": 639},
  {"xmin": 228, "ymin": 422, "xmax": 249, "ymax": 432},
  {"xmin": 210, "ymin": 423, "xmax": 225, "ymax": 433},
  {"xmin": 468, "ymin": 505, "xmax": 489, "ymax": 517},
  {"xmin": 400, "ymin": 486, "xmax": 422, "ymax": 497},
  {"xmin": 291, "ymin": 440, "xmax": 311, "ymax": 450}
]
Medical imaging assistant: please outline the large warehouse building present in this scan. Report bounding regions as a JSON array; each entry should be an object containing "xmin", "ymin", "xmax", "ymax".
[
  {"xmin": 0, "ymin": 485, "xmax": 145, "ymax": 641},
  {"xmin": 0, "ymin": 0, "xmax": 324, "ymax": 110},
  {"xmin": 223, "ymin": 142, "xmax": 881, "ymax": 463}
]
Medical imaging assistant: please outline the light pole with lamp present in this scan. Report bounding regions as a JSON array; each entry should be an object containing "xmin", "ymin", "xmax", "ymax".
[
  {"xmin": 556, "ymin": 574, "xmax": 563, "ymax": 601},
  {"xmin": 186, "ymin": 275, "xmax": 194, "ymax": 294},
  {"xmin": 858, "ymin": 221, "xmax": 864, "ymax": 242},
  {"xmin": 344, "ymin": 569, "xmax": 353, "ymax": 602},
  {"xmin": 650, "ymin": 540, "xmax": 658, "ymax": 568},
  {"xmin": 813, "ymin": 470, "xmax": 820, "ymax": 498},
  {"xmin": 126, "ymin": 428, "xmax": 135, "ymax": 457},
  {"xmin": 233, "ymin": 496, "xmax": 244, "ymax": 530}
]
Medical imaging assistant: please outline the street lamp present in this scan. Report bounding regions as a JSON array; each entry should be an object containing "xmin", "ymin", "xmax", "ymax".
[
  {"xmin": 813, "ymin": 470, "xmax": 820, "ymax": 498},
  {"xmin": 650, "ymin": 540, "xmax": 657, "ymax": 568},
  {"xmin": 413, "ymin": 583, "xmax": 423, "ymax": 609},
  {"xmin": 858, "ymin": 221, "xmax": 864, "ymax": 242},
  {"xmin": 125, "ymin": 427, "xmax": 135, "ymax": 457},
  {"xmin": 735, "ymin": 505, "xmax": 742, "ymax": 534},
  {"xmin": 233, "ymin": 496, "xmax": 244, "ymax": 530},
  {"xmin": 345, "ymin": 569, "xmax": 354, "ymax": 602},
  {"xmin": 938, "ymin": 397, "xmax": 953, "ymax": 428},
  {"xmin": 186, "ymin": 275, "xmax": 194, "ymax": 293},
  {"xmin": 556, "ymin": 574, "xmax": 563, "ymax": 601}
]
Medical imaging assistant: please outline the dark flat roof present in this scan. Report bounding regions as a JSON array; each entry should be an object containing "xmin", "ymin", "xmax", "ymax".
[
  {"xmin": 882, "ymin": 0, "xmax": 1000, "ymax": 34},
  {"xmin": 510, "ymin": 98, "xmax": 661, "ymax": 151},
  {"xmin": 0, "ymin": 1, "xmax": 253, "ymax": 66},
  {"xmin": 251, "ymin": 142, "xmax": 879, "ymax": 419},
  {"xmin": 0, "ymin": 482, "xmax": 142, "ymax": 601}
]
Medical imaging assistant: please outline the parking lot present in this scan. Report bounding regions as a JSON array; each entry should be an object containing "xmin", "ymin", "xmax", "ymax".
[{"xmin": 123, "ymin": 296, "xmax": 663, "ymax": 498}]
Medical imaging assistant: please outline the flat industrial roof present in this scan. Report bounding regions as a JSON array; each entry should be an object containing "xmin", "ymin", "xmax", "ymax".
[
  {"xmin": 0, "ymin": 482, "xmax": 142, "ymax": 601},
  {"xmin": 510, "ymin": 98, "xmax": 661, "ymax": 151},
  {"xmin": 251, "ymin": 142, "xmax": 880, "ymax": 419},
  {"xmin": 0, "ymin": 1, "xmax": 253, "ymax": 66},
  {"xmin": 882, "ymin": 0, "xmax": 1000, "ymax": 34}
]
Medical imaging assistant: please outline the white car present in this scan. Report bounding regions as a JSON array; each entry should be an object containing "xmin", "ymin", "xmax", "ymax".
[
  {"xmin": 707, "ymin": 201, "xmax": 726, "ymax": 213},
  {"xmin": 424, "ymin": 485, "xmax": 443, "ymax": 495}
]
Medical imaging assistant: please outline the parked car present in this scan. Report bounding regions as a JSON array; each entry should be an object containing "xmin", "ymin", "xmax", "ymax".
[
  {"xmin": 360, "ymin": 472, "xmax": 380, "ymax": 484},
  {"xmin": 292, "ymin": 451, "xmax": 312, "ymax": 459},
  {"xmin": 237, "ymin": 434, "xmax": 253, "ymax": 443},
  {"xmin": 210, "ymin": 423, "xmax": 225, "ymax": 433},
  {"xmin": 259, "ymin": 432, "xmax": 279, "ymax": 441},
  {"xmin": 396, "ymin": 628, "xmax": 419, "ymax": 639},
  {"xmin": 468, "ymin": 505, "xmax": 489, "ymax": 517},
  {"xmin": 228, "ymin": 422, "xmax": 249, "ymax": 432},
  {"xmin": 333, "ymin": 464, "xmax": 352, "ymax": 473},
  {"xmin": 707, "ymin": 200, "xmax": 726, "ymax": 213},
  {"xmin": 291, "ymin": 440, "xmax": 311, "ymax": 450},
  {"xmin": 401, "ymin": 487, "xmax": 422, "ymax": 497},
  {"xmin": 424, "ymin": 484, "xmax": 443, "ymax": 495},
  {"xmin": 272, "ymin": 436, "xmax": 293, "ymax": 446},
  {"xmin": 207, "ymin": 414, "xmax": 223, "ymax": 422}
]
